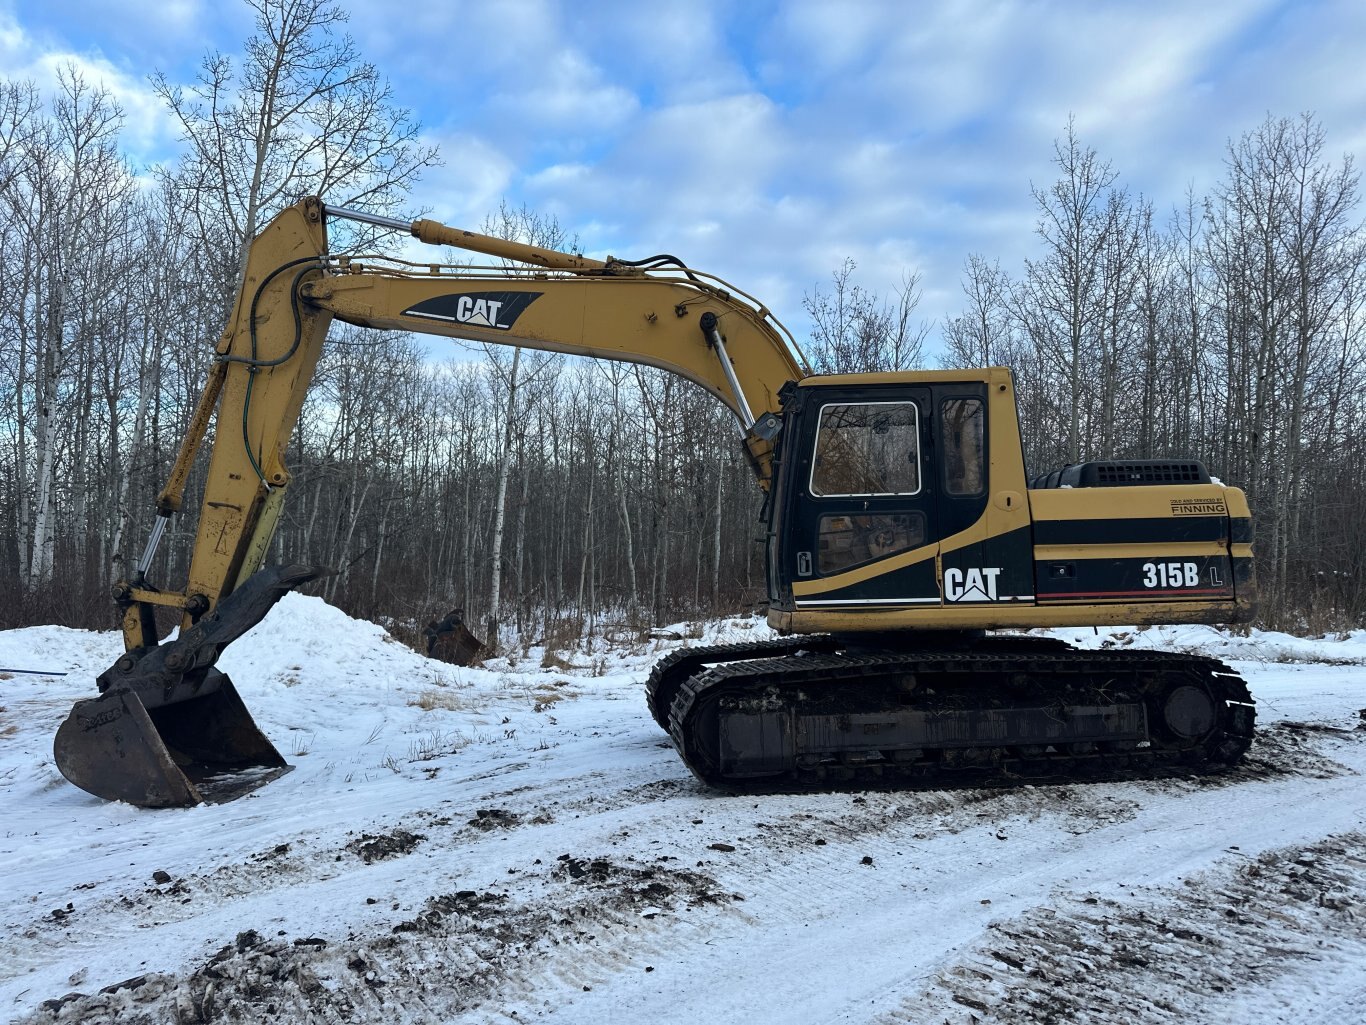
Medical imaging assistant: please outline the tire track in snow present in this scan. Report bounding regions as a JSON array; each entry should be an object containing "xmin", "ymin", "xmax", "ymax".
[
  {"xmin": 7, "ymin": 700, "xmax": 1364, "ymax": 1022},
  {"xmin": 897, "ymin": 833, "xmax": 1366, "ymax": 1025},
  {"xmin": 537, "ymin": 725, "xmax": 1366, "ymax": 1025}
]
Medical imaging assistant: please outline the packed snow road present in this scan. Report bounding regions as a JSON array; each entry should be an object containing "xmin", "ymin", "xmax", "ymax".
[{"xmin": 2, "ymin": 598, "xmax": 1364, "ymax": 1024}]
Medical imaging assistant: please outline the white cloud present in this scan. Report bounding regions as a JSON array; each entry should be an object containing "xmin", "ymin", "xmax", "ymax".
[
  {"xmin": 572, "ymin": 2, "xmax": 752, "ymax": 103},
  {"xmin": 0, "ymin": 7, "xmax": 181, "ymax": 166},
  {"xmin": 8, "ymin": 0, "xmax": 1364, "ymax": 360},
  {"xmin": 770, "ymin": 0, "xmax": 894, "ymax": 79},
  {"xmin": 484, "ymin": 48, "xmax": 639, "ymax": 139},
  {"xmin": 411, "ymin": 131, "xmax": 517, "ymax": 228},
  {"xmin": 524, "ymin": 162, "xmax": 591, "ymax": 190}
]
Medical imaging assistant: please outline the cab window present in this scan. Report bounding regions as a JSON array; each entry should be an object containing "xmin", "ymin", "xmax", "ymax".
[
  {"xmin": 818, "ymin": 512, "xmax": 926, "ymax": 573},
  {"xmin": 942, "ymin": 397, "xmax": 985, "ymax": 496},
  {"xmin": 810, "ymin": 402, "xmax": 921, "ymax": 497}
]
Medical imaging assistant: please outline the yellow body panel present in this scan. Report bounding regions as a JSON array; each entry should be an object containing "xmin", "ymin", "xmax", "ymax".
[
  {"xmin": 770, "ymin": 599, "xmax": 1242, "ymax": 634},
  {"xmin": 1033, "ymin": 542, "xmax": 1228, "ymax": 559},
  {"xmin": 308, "ymin": 274, "xmax": 802, "ymax": 430},
  {"xmin": 1027, "ymin": 484, "xmax": 1235, "ymax": 522}
]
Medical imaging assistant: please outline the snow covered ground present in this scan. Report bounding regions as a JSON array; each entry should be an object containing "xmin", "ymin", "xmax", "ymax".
[{"xmin": 2, "ymin": 597, "xmax": 1364, "ymax": 1024}]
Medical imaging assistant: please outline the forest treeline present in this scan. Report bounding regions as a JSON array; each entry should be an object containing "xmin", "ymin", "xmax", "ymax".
[{"xmin": 2, "ymin": 2, "xmax": 1363, "ymax": 645}]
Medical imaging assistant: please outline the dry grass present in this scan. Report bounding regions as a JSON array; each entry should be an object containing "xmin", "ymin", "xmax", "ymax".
[
  {"xmin": 408, "ymin": 728, "xmax": 470, "ymax": 762},
  {"xmin": 289, "ymin": 731, "xmax": 315, "ymax": 757},
  {"xmin": 531, "ymin": 680, "xmax": 579, "ymax": 712},
  {"xmin": 409, "ymin": 689, "xmax": 466, "ymax": 712}
]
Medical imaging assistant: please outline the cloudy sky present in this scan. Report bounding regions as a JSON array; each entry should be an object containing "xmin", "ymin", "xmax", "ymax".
[{"xmin": 2, "ymin": 0, "xmax": 1363, "ymax": 352}]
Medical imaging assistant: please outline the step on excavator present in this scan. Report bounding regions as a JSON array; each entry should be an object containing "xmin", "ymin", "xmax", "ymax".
[{"xmin": 53, "ymin": 198, "xmax": 1256, "ymax": 807}]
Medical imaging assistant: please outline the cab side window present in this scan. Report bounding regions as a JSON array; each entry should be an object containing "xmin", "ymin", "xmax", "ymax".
[
  {"xmin": 942, "ymin": 398, "xmax": 985, "ymax": 496},
  {"xmin": 817, "ymin": 512, "xmax": 926, "ymax": 574}
]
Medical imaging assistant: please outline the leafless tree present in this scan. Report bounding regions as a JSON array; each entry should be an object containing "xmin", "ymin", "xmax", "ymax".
[
  {"xmin": 942, "ymin": 254, "xmax": 1017, "ymax": 368},
  {"xmin": 152, "ymin": 0, "xmax": 438, "ymax": 306},
  {"xmin": 1018, "ymin": 116, "xmax": 1124, "ymax": 462},
  {"xmin": 803, "ymin": 258, "xmax": 930, "ymax": 373}
]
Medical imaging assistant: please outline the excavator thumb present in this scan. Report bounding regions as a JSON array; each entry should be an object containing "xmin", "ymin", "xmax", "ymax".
[{"xmin": 53, "ymin": 565, "xmax": 328, "ymax": 808}]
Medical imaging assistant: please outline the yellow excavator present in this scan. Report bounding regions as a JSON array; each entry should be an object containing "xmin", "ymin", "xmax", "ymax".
[{"xmin": 53, "ymin": 197, "xmax": 1256, "ymax": 807}]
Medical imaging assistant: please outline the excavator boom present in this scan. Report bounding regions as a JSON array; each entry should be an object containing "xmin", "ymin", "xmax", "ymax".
[{"xmin": 52, "ymin": 198, "xmax": 808, "ymax": 805}]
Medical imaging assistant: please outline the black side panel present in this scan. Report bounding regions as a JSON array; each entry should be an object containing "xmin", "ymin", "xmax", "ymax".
[
  {"xmin": 795, "ymin": 559, "xmax": 941, "ymax": 605},
  {"xmin": 1036, "ymin": 554, "xmax": 1234, "ymax": 603},
  {"xmin": 941, "ymin": 525, "xmax": 1035, "ymax": 604},
  {"xmin": 1034, "ymin": 516, "xmax": 1228, "ymax": 545}
]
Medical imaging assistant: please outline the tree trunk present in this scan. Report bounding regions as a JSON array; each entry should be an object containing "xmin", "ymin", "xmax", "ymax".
[{"xmin": 487, "ymin": 346, "xmax": 522, "ymax": 649}]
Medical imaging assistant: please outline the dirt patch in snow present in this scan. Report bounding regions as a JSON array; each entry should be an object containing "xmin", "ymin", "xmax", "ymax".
[
  {"xmin": 346, "ymin": 828, "xmax": 427, "ymax": 864},
  {"xmin": 466, "ymin": 807, "xmax": 523, "ymax": 831},
  {"xmin": 898, "ymin": 832, "xmax": 1366, "ymax": 1025},
  {"xmin": 20, "ymin": 855, "xmax": 737, "ymax": 1024}
]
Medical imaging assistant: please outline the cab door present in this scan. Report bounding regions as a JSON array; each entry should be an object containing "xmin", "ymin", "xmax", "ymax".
[
  {"xmin": 933, "ymin": 385, "xmax": 1034, "ymax": 607},
  {"xmin": 776, "ymin": 385, "xmax": 942, "ymax": 609}
]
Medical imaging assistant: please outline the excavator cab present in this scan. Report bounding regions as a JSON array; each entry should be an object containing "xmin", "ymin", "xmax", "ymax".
[{"xmin": 765, "ymin": 370, "xmax": 1033, "ymax": 629}]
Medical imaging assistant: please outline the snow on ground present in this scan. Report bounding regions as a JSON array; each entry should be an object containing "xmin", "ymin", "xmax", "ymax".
[{"xmin": 2, "ymin": 598, "xmax": 1365, "ymax": 1024}]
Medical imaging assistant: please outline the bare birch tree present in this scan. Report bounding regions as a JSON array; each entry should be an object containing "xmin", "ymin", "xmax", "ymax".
[{"xmin": 803, "ymin": 258, "xmax": 930, "ymax": 373}]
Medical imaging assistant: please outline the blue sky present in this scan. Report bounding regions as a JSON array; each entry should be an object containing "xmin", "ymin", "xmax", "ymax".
[{"xmin": 3, "ymin": 0, "xmax": 1364, "ymax": 352}]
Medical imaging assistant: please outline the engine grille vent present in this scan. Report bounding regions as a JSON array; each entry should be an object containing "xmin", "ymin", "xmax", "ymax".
[{"xmin": 1031, "ymin": 460, "xmax": 1211, "ymax": 489}]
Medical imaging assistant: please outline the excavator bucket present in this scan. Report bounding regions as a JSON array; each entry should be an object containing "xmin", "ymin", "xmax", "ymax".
[
  {"xmin": 423, "ymin": 608, "xmax": 484, "ymax": 666},
  {"xmin": 53, "ymin": 671, "xmax": 288, "ymax": 807},
  {"xmin": 52, "ymin": 564, "xmax": 326, "ymax": 808}
]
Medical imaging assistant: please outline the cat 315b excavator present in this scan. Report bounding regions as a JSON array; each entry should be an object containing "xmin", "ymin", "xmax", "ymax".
[{"xmin": 54, "ymin": 197, "xmax": 1256, "ymax": 807}]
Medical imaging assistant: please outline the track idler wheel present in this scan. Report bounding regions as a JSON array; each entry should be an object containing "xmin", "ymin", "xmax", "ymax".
[{"xmin": 1162, "ymin": 684, "xmax": 1218, "ymax": 740}]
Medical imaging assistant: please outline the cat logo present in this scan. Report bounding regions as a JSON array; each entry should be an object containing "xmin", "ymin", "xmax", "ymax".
[
  {"xmin": 454, "ymin": 296, "xmax": 504, "ymax": 327},
  {"xmin": 402, "ymin": 291, "xmax": 542, "ymax": 331},
  {"xmin": 944, "ymin": 566, "xmax": 1002, "ymax": 602}
]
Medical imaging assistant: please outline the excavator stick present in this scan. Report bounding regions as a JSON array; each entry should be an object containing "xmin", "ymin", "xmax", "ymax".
[{"xmin": 53, "ymin": 565, "xmax": 327, "ymax": 807}]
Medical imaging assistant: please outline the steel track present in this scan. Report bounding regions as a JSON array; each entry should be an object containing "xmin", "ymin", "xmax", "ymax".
[
  {"xmin": 659, "ymin": 641, "xmax": 1255, "ymax": 791},
  {"xmin": 645, "ymin": 636, "xmax": 841, "ymax": 729}
]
